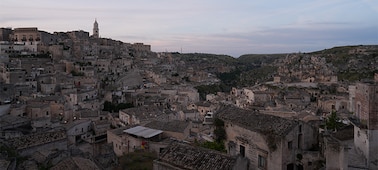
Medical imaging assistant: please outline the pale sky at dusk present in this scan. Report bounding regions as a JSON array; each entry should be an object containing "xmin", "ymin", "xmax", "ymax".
[{"xmin": 1, "ymin": 0, "xmax": 377, "ymax": 57}]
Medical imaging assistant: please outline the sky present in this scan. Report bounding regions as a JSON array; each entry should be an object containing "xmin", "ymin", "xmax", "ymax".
[{"xmin": 1, "ymin": 0, "xmax": 377, "ymax": 57}]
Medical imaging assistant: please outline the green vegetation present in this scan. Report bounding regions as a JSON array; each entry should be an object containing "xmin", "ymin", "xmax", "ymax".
[
  {"xmin": 213, "ymin": 118, "xmax": 226, "ymax": 142},
  {"xmin": 216, "ymin": 65, "xmax": 277, "ymax": 88},
  {"xmin": 178, "ymin": 45, "xmax": 378, "ymax": 89},
  {"xmin": 0, "ymin": 144, "xmax": 27, "ymax": 166},
  {"xmin": 103, "ymin": 101, "xmax": 134, "ymax": 112},
  {"xmin": 309, "ymin": 45, "xmax": 359, "ymax": 55},
  {"xmin": 217, "ymin": 69, "xmax": 242, "ymax": 88},
  {"xmin": 116, "ymin": 151, "xmax": 157, "ymax": 170},
  {"xmin": 326, "ymin": 111, "xmax": 344, "ymax": 131},
  {"xmin": 196, "ymin": 118, "xmax": 227, "ymax": 152},
  {"xmin": 38, "ymin": 162, "xmax": 53, "ymax": 170},
  {"xmin": 238, "ymin": 53, "xmax": 285, "ymax": 64},
  {"xmin": 238, "ymin": 66, "xmax": 277, "ymax": 86},
  {"xmin": 199, "ymin": 141, "xmax": 226, "ymax": 152},
  {"xmin": 172, "ymin": 53, "xmax": 237, "ymax": 65},
  {"xmin": 195, "ymin": 84, "xmax": 230, "ymax": 100},
  {"xmin": 172, "ymin": 52, "xmax": 283, "ymax": 88},
  {"xmin": 338, "ymin": 70, "xmax": 378, "ymax": 82}
]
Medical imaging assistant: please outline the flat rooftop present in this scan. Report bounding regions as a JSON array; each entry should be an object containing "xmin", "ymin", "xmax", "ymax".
[{"xmin": 124, "ymin": 126, "xmax": 163, "ymax": 138}]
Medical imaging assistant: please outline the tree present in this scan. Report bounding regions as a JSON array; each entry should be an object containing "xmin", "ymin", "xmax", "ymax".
[
  {"xmin": 103, "ymin": 101, "xmax": 134, "ymax": 112},
  {"xmin": 103, "ymin": 101, "xmax": 114, "ymax": 112},
  {"xmin": 326, "ymin": 111, "xmax": 343, "ymax": 131},
  {"xmin": 213, "ymin": 118, "xmax": 226, "ymax": 142},
  {"xmin": 200, "ymin": 141, "xmax": 226, "ymax": 152}
]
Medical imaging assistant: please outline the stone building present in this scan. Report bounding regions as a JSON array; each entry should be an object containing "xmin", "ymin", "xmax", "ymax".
[
  {"xmin": 96, "ymin": 58, "xmax": 111, "ymax": 72},
  {"xmin": 131, "ymin": 43, "xmax": 150, "ymax": 52},
  {"xmin": 197, "ymin": 102, "xmax": 215, "ymax": 118},
  {"xmin": 64, "ymin": 119, "xmax": 92, "ymax": 144},
  {"xmin": 0, "ymin": 67, "xmax": 26, "ymax": 84},
  {"xmin": 26, "ymin": 103, "xmax": 51, "ymax": 120},
  {"xmin": 67, "ymin": 30, "xmax": 89, "ymax": 40},
  {"xmin": 0, "ymin": 27, "xmax": 12, "ymax": 41},
  {"xmin": 317, "ymin": 95, "xmax": 349, "ymax": 113},
  {"xmin": 153, "ymin": 142, "xmax": 248, "ymax": 170},
  {"xmin": 0, "ymin": 114, "xmax": 30, "ymax": 137},
  {"xmin": 107, "ymin": 125, "xmax": 167, "ymax": 156},
  {"xmin": 107, "ymin": 126, "xmax": 129, "ymax": 156},
  {"xmin": 11, "ymin": 27, "xmax": 40, "ymax": 43},
  {"xmin": 350, "ymin": 81, "xmax": 378, "ymax": 169},
  {"xmin": 218, "ymin": 106, "xmax": 318, "ymax": 170},
  {"xmin": 144, "ymin": 120, "xmax": 191, "ymax": 141},
  {"xmin": 10, "ymin": 27, "xmax": 40, "ymax": 53},
  {"xmin": 322, "ymin": 126, "xmax": 357, "ymax": 170},
  {"xmin": 119, "ymin": 106, "xmax": 168, "ymax": 126}
]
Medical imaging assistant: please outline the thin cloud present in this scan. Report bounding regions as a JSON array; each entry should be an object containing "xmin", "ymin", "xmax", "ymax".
[{"xmin": 1, "ymin": 0, "xmax": 377, "ymax": 57}]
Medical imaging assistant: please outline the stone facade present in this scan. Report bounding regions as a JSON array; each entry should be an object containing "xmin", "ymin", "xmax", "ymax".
[
  {"xmin": 144, "ymin": 120, "xmax": 191, "ymax": 141},
  {"xmin": 352, "ymin": 81, "xmax": 378, "ymax": 169},
  {"xmin": 132, "ymin": 43, "xmax": 150, "ymax": 52},
  {"xmin": 218, "ymin": 106, "xmax": 318, "ymax": 170},
  {"xmin": 107, "ymin": 126, "xmax": 167, "ymax": 156},
  {"xmin": 65, "ymin": 119, "xmax": 92, "ymax": 144},
  {"xmin": 11, "ymin": 27, "xmax": 40, "ymax": 43}
]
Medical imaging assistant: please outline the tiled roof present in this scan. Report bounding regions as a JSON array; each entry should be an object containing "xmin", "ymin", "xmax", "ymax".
[
  {"xmin": 0, "ymin": 114, "xmax": 30, "ymax": 129},
  {"xmin": 144, "ymin": 120, "xmax": 189, "ymax": 133},
  {"xmin": 50, "ymin": 156, "xmax": 100, "ymax": 170},
  {"xmin": 157, "ymin": 142, "xmax": 237, "ymax": 170},
  {"xmin": 8, "ymin": 130, "xmax": 66, "ymax": 150},
  {"xmin": 217, "ymin": 106, "xmax": 297, "ymax": 138},
  {"xmin": 120, "ymin": 105, "xmax": 162, "ymax": 118}
]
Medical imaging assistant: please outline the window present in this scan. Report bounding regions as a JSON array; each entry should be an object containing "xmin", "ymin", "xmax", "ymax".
[
  {"xmin": 240, "ymin": 145, "xmax": 245, "ymax": 157},
  {"xmin": 288, "ymin": 141, "xmax": 293, "ymax": 149},
  {"xmin": 258, "ymin": 155, "xmax": 267, "ymax": 169},
  {"xmin": 299, "ymin": 125, "xmax": 302, "ymax": 133},
  {"xmin": 298, "ymin": 134, "xmax": 303, "ymax": 149}
]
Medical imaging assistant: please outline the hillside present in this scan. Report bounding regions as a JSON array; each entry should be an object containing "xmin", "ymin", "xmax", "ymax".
[{"xmin": 170, "ymin": 45, "xmax": 378, "ymax": 95}]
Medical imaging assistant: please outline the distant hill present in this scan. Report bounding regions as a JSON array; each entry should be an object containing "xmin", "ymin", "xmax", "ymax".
[
  {"xmin": 238, "ymin": 53, "xmax": 287, "ymax": 66},
  {"xmin": 235, "ymin": 45, "xmax": 378, "ymax": 84},
  {"xmin": 172, "ymin": 45, "xmax": 378, "ymax": 92}
]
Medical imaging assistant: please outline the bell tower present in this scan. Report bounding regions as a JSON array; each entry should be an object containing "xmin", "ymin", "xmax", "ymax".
[{"xmin": 93, "ymin": 19, "xmax": 99, "ymax": 38}]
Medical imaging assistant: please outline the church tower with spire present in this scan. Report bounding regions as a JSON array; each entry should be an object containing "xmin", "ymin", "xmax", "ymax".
[{"xmin": 93, "ymin": 19, "xmax": 99, "ymax": 38}]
